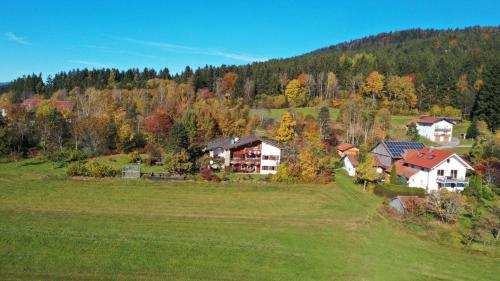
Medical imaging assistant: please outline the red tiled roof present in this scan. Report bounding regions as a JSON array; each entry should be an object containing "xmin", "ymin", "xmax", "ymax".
[
  {"xmin": 386, "ymin": 160, "xmax": 419, "ymax": 178},
  {"xmin": 407, "ymin": 116, "xmax": 453, "ymax": 125},
  {"xmin": 20, "ymin": 98, "xmax": 42, "ymax": 108},
  {"xmin": 403, "ymin": 147, "xmax": 454, "ymax": 169},
  {"xmin": 372, "ymin": 155, "xmax": 387, "ymax": 168},
  {"xmin": 346, "ymin": 154, "xmax": 359, "ymax": 167},
  {"xmin": 337, "ymin": 143, "xmax": 355, "ymax": 152}
]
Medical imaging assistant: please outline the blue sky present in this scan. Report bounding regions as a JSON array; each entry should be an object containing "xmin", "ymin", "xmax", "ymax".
[{"xmin": 1, "ymin": 0, "xmax": 499, "ymax": 81}]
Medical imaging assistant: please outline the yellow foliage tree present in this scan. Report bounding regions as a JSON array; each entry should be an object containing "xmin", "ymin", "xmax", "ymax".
[
  {"xmin": 275, "ymin": 111, "xmax": 296, "ymax": 143},
  {"xmin": 355, "ymin": 154, "xmax": 379, "ymax": 190},
  {"xmin": 362, "ymin": 71, "xmax": 385, "ymax": 99},
  {"xmin": 285, "ymin": 79, "xmax": 307, "ymax": 107},
  {"xmin": 299, "ymin": 147, "xmax": 319, "ymax": 182},
  {"xmin": 387, "ymin": 75, "xmax": 417, "ymax": 113}
]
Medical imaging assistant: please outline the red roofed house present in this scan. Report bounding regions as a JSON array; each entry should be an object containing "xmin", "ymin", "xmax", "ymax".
[
  {"xmin": 336, "ymin": 143, "xmax": 359, "ymax": 157},
  {"xmin": 408, "ymin": 116, "xmax": 454, "ymax": 143},
  {"xmin": 393, "ymin": 147, "xmax": 473, "ymax": 192}
]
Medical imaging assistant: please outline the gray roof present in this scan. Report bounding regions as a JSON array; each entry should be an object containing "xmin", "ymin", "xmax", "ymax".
[{"xmin": 205, "ymin": 135, "xmax": 280, "ymax": 151}]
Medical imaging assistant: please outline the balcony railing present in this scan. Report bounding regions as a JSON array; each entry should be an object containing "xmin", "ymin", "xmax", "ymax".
[
  {"xmin": 434, "ymin": 128, "xmax": 451, "ymax": 133},
  {"xmin": 436, "ymin": 176, "xmax": 469, "ymax": 185}
]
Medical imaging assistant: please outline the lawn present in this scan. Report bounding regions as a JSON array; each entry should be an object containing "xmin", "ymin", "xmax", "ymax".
[
  {"xmin": 0, "ymin": 160, "xmax": 498, "ymax": 280},
  {"xmin": 250, "ymin": 106, "xmax": 339, "ymax": 120}
]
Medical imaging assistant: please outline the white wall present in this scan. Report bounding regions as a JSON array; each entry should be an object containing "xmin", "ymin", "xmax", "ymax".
[
  {"xmin": 260, "ymin": 142, "xmax": 281, "ymax": 174},
  {"xmin": 343, "ymin": 157, "xmax": 356, "ymax": 176}
]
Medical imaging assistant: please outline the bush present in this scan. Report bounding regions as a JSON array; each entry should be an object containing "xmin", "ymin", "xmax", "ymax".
[
  {"xmin": 66, "ymin": 161, "xmax": 118, "ymax": 178},
  {"xmin": 66, "ymin": 161, "xmax": 89, "ymax": 176},
  {"xmin": 86, "ymin": 162, "xmax": 119, "ymax": 177},
  {"xmin": 200, "ymin": 167, "xmax": 212, "ymax": 181}
]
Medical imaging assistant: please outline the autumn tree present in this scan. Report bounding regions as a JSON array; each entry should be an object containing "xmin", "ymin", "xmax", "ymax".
[
  {"xmin": 326, "ymin": 72, "xmax": 338, "ymax": 99},
  {"xmin": 117, "ymin": 123, "xmax": 136, "ymax": 152},
  {"xmin": 355, "ymin": 154, "xmax": 379, "ymax": 190},
  {"xmin": 285, "ymin": 79, "xmax": 307, "ymax": 107},
  {"xmin": 362, "ymin": 71, "xmax": 385, "ymax": 100},
  {"xmin": 427, "ymin": 190, "xmax": 467, "ymax": 223},
  {"xmin": 299, "ymin": 147, "xmax": 319, "ymax": 182},
  {"xmin": 221, "ymin": 72, "xmax": 239, "ymax": 98},
  {"xmin": 144, "ymin": 110, "xmax": 173, "ymax": 142},
  {"xmin": 386, "ymin": 75, "xmax": 417, "ymax": 113},
  {"xmin": 275, "ymin": 111, "xmax": 296, "ymax": 143}
]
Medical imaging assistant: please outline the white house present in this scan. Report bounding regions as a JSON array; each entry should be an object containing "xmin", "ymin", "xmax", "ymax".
[
  {"xmin": 205, "ymin": 135, "xmax": 281, "ymax": 175},
  {"xmin": 408, "ymin": 116, "xmax": 454, "ymax": 143},
  {"xmin": 390, "ymin": 147, "xmax": 473, "ymax": 192}
]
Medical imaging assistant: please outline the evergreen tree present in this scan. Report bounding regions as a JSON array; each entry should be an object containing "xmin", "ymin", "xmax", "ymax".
[
  {"xmin": 168, "ymin": 122, "xmax": 189, "ymax": 152},
  {"xmin": 473, "ymin": 62, "xmax": 500, "ymax": 132},
  {"xmin": 390, "ymin": 164, "xmax": 398, "ymax": 184},
  {"xmin": 466, "ymin": 118, "xmax": 479, "ymax": 139},
  {"xmin": 317, "ymin": 106, "xmax": 331, "ymax": 141}
]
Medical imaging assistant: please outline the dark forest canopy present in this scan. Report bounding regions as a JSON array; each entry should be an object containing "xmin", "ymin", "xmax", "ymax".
[{"xmin": 2, "ymin": 26, "xmax": 499, "ymax": 118}]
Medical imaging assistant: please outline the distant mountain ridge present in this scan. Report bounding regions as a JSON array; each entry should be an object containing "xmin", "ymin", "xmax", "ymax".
[
  {"xmin": 2, "ymin": 26, "xmax": 499, "ymax": 118},
  {"xmin": 305, "ymin": 26, "xmax": 500, "ymax": 55}
]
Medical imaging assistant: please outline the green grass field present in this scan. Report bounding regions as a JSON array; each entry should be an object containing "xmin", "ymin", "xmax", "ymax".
[
  {"xmin": 250, "ymin": 106, "xmax": 339, "ymax": 120},
  {"xmin": 0, "ymin": 159, "xmax": 498, "ymax": 280}
]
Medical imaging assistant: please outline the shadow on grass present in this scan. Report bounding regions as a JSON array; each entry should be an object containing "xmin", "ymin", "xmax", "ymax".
[{"xmin": 19, "ymin": 159, "xmax": 47, "ymax": 167}]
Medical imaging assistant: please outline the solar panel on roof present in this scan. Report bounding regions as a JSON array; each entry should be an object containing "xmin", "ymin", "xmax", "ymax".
[{"xmin": 384, "ymin": 141, "xmax": 424, "ymax": 158}]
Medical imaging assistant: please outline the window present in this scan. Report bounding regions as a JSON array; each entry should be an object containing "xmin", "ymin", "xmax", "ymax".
[
  {"xmin": 437, "ymin": 169, "xmax": 444, "ymax": 176},
  {"xmin": 450, "ymin": 170, "xmax": 458, "ymax": 179},
  {"xmin": 262, "ymin": 166, "xmax": 276, "ymax": 171},
  {"xmin": 263, "ymin": 155, "xmax": 279, "ymax": 160}
]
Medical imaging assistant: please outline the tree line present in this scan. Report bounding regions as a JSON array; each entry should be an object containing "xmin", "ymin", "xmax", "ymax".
[{"xmin": 2, "ymin": 26, "xmax": 498, "ymax": 130}]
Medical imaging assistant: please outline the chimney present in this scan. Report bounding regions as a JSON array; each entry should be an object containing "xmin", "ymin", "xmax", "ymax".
[{"xmin": 429, "ymin": 146, "xmax": 433, "ymax": 152}]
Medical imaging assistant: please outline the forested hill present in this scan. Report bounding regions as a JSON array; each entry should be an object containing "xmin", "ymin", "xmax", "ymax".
[{"xmin": 3, "ymin": 26, "xmax": 500, "ymax": 115}]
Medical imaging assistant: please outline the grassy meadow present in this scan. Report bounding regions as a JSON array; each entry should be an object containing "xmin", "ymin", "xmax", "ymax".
[{"xmin": 0, "ymin": 159, "xmax": 498, "ymax": 280}]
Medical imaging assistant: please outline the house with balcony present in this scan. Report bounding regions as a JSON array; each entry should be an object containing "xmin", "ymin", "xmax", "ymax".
[
  {"xmin": 388, "ymin": 147, "xmax": 473, "ymax": 192},
  {"xmin": 204, "ymin": 135, "xmax": 281, "ymax": 174},
  {"xmin": 408, "ymin": 116, "xmax": 454, "ymax": 143}
]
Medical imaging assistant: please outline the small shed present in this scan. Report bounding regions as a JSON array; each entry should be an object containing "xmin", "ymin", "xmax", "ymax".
[
  {"xmin": 122, "ymin": 165, "xmax": 141, "ymax": 179},
  {"xmin": 389, "ymin": 196, "xmax": 424, "ymax": 215}
]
